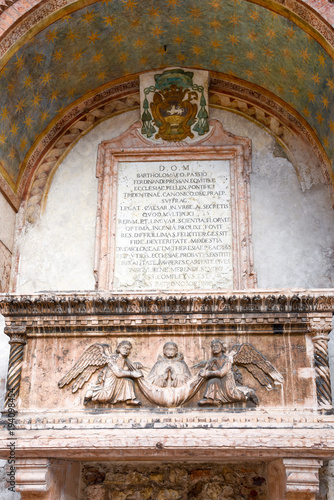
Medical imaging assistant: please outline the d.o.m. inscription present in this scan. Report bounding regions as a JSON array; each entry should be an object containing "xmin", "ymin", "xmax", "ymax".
[
  {"xmin": 114, "ymin": 159, "xmax": 232, "ymax": 290},
  {"xmin": 94, "ymin": 120, "xmax": 256, "ymax": 291}
]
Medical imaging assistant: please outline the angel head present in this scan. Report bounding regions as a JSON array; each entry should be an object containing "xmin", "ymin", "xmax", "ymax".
[
  {"xmin": 211, "ymin": 339, "xmax": 227, "ymax": 355},
  {"xmin": 116, "ymin": 340, "xmax": 133, "ymax": 358},
  {"xmin": 163, "ymin": 341, "xmax": 178, "ymax": 359}
]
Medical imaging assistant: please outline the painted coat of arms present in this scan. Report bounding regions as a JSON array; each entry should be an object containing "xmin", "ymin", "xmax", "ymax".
[{"xmin": 141, "ymin": 68, "xmax": 209, "ymax": 142}]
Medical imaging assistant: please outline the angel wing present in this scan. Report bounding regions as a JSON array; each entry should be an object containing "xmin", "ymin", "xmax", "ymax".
[
  {"xmin": 230, "ymin": 343, "xmax": 284, "ymax": 390},
  {"xmin": 58, "ymin": 343, "xmax": 112, "ymax": 393}
]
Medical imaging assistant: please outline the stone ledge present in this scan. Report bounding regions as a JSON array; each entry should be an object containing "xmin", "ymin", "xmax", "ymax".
[{"xmin": 1, "ymin": 426, "xmax": 334, "ymax": 460}]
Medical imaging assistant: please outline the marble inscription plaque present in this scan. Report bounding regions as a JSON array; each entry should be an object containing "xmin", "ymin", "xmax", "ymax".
[{"xmin": 114, "ymin": 160, "xmax": 233, "ymax": 290}]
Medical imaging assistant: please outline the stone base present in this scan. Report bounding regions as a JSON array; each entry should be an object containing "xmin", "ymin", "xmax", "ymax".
[{"xmin": 13, "ymin": 459, "xmax": 79, "ymax": 500}]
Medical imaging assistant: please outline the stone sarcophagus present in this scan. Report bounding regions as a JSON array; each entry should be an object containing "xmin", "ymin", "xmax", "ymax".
[{"xmin": 0, "ymin": 290, "xmax": 333, "ymax": 499}]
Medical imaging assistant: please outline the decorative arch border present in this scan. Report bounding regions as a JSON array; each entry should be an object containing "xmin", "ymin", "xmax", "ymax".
[
  {"xmin": 19, "ymin": 79, "xmax": 139, "ymax": 219},
  {"xmin": 210, "ymin": 76, "xmax": 333, "ymax": 191}
]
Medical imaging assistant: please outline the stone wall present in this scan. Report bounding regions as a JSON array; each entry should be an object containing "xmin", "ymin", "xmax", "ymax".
[
  {"xmin": 80, "ymin": 461, "xmax": 267, "ymax": 500},
  {"xmin": 14, "ymin": 110, "xmax": 139, "ymax": 294}
]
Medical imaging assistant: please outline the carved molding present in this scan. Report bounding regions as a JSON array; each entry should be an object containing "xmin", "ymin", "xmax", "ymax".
[
  {"xmin": 284, "ymin": 458, "xmax": 322, "ymax": 496},
  {"xmin": 0, "ymin": 172, "xmax": 20, "ymax": 212},
  {"xmin": 4, "ymin": 325, "xmax": 27, "ymax": 407},
  {"xmin": 14, "ymin": 458, "xmax": 50, "ymax": 494},
  {"xmin": 0, "ymin": 0, "xmax": 14, "ymax": 15},
  {"xmin": 210, "ymin": 78, "xmax": 332, "ymax": 190},
  {"xmin": 0, "ymin": 291, "xmax": 333, "ymax": 317},
  {"xmin": 13, "ymin": 458, "xmax": 80, "ymax": 499},
  {"xmin": 210, "ymin": 92, "xmax": 285, "ymax": 140},
  {"xmin": 3, "ymin": 428, "xmax": 334, "ymax": 461},
  {"xmin": 10, "ymin": 408, "xmax": 334, "ymax": 430}
]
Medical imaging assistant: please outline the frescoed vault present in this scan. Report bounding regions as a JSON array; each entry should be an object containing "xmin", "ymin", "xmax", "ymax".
[{"xmin": 0, "ymin": 0, "xmax": 333, "ymax": 209}]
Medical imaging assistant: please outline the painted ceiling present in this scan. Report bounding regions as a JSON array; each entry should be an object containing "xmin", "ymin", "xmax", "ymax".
[{"xmin": 0, "ymin": 0, "xmax": 333, "ymax": 191}]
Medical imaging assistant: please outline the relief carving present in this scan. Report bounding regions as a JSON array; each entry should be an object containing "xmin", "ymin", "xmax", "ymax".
[
  {"xmin": 193, "ymin": 339, "xmax": 283, "ymax": 407},
  {"xmin": 58, "ymin": 339, "xmax": 283, "ymax": 409},
  {"xmin": 146, "ymin": 342, "xmax": 191, "ymax": 388},
  {"xmin": 58, "ymin": 341, "xmax": 143, "ymax": 406}
]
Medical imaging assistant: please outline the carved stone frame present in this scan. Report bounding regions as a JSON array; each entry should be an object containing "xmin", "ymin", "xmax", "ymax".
[{"xmin": 94, "ymin": 120, "xmax": 256, "ymax": 290}]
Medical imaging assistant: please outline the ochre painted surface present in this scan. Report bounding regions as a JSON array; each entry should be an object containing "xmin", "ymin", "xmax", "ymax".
[{"xmin": 0, "ymin": 0, "xmax": 333, "ymax": 188}]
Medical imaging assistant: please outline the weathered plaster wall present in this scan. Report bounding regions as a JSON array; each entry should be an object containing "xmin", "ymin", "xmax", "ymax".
[
  {"xmin": 0, "ymin": 192, "xmax": 15, "ymax": 293},
  {"xmin": 209, "ymin": 108, "xmax": 334, "ymax": 290},
  {"xmin": 15, "ymin": 110, "xmax": 139, "ymax": 293},
  {"xmin": 15, "ymin": 108, "xmax": 334, "ymax": 293},
  {"xmin": 0, "ymin": 463, "xmax": 20, "ymax": 500}
]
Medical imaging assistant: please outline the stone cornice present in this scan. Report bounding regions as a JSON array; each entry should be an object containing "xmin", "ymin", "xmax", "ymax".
[
  {"xmin": 1, "ymin": 291, "xmax": 332, "ymax": 342},
  {"xmin": 0, "ymin": 290, "xmax": 333, "ymax": 317}
]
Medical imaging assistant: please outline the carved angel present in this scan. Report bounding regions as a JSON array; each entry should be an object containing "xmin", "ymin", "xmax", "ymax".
[
  {"xmin": 58, "ymin": 341, "xmax": 144, "ymax": 406},
  {"xmin": 193, "ymin": 339, "xmax": 283, "ymax": 406},
  {"xmin": 146, "ymin": 341, "xmax": 192, "ymax": 388}
]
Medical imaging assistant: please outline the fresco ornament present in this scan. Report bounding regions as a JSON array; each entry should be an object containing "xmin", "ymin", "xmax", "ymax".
[
  {"xmin": 140, "ymin": 68, "xmax": 209, "ymax": 142},
  {"xmin": 58, "ymin": 339, "xmax": 283, "ymax": 408}
]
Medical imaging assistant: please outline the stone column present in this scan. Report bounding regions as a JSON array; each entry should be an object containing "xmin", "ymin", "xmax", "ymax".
[
  {"xmin": 310, "ymin": 318, "xmax": 333, "ymax": 410},
  {"xmin": 4, "ymin": 326, "xmax": 26, "ymax": 407},
  {"xmin": 13, "ymin": 459, "xmax": 80, "ymax": 499},
  {"xmin": 268, "ymin": 458, "xmax": 323, "ymax": 500}
]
